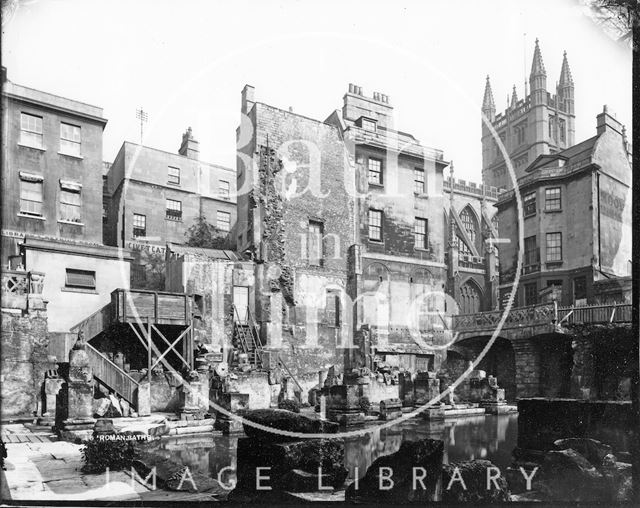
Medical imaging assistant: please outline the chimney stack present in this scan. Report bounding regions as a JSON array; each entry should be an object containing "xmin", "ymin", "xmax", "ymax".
[
  {"xmin": 179, "ymin": 127, "xmax": 199, "ymax": 160},
  {"xmin": 241, "ymin": 84, "xmax": 255, "ymax": 115},
  {"xmin": 596, "ymin": 105, "xmax": 623, "ymax": 136}
]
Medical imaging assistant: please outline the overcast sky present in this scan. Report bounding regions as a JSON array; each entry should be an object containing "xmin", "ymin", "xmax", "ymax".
[{"xmin": 2, "ymin": 0, "xmax": 632, "ymax": 183}]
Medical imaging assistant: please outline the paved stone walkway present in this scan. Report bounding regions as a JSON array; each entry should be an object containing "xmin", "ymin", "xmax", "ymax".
[
  {"xmin": 1, "ymin": 423, "xmax": 56, "ymax": 443},
  {"xmin": 0, "ymin": 424, "xmax": 222, "ymax": 502}
]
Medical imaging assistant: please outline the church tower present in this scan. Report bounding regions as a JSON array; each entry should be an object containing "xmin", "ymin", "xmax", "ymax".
[{"xmin": 481, "ymin": 40, "xmax": 576, "ymax": 190}]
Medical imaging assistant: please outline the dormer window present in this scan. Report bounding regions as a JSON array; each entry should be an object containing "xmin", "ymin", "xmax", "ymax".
[{"xmin": 356, "ymin": 116, "xmax": 377, "ymax": 132}]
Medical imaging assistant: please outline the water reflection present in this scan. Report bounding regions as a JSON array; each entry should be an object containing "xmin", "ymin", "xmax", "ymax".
[
  {"xmin": 343, "ymin": 414, "xmax": 517, "ymax": 479},
  {"xmin": 140, "ymin": 413, "xmax": 517, "ymax": 488}
]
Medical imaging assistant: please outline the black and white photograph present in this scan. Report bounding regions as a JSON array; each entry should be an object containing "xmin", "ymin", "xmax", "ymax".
[{"xmin": 0, "ymin": 0, "xmax": 637, "ymax": 504}]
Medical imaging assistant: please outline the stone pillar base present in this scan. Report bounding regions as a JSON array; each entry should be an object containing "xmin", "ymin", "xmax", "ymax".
[
  {"xmin": 59, "ymin": 417, "xmax": 96, "ymax": 442},
  {"xmin": 480, "ymin": 401, "xmax": 509, "ymax": 415},
  {"xmin": 419, "ymin": 406, "xmax": 445, "ymax": 420},
  {"xmin": 327, "ymin": 409, "xmax": 365, "ymax": 426},
  {"xmin": 214, "ymin": 416, "xmax": 244, "ymax": 434}
]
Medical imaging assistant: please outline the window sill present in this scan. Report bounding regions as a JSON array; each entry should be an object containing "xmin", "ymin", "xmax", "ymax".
[
  {"xmin": 58, "ymin": 220, "xmax": 84, "ymax": 226},
  {"xmin": 165, "ymin": 217, "xmax": 183, "ymax": 222},
  {"xmin": 368, "ymin": 239, "xmax": 384, "ymax": 244},
  {"xmin": 524, "ymin": 212, "xmax": 536, "ymax": 219},
  {"xmin": 58, "ymin": 151, "xmax": 83, "ymax": 160},
  {"xmin": 544, "ymin": 209, "xmax": 563, "ymax": 214},
  {"xmin": 17, "ymin": 213, "xmax": 45, "ymax": 220},
  {"xmin": 368, "ymin": 182, "xmax": 384, "ymax": 188},
  {"xmin": 18, "ymin": 142, "xmax": 45, "ymax": 152},
  {"xmin": 414, "ymin": 247, "xmax": 430, "ymax": 253},
  {"xmin": 61, "ymin": 286, "xmax": 98, "ymax": 295},
  {"xmin": 167, "ymin": 182, "xmax": 181, "ymax": 187}
]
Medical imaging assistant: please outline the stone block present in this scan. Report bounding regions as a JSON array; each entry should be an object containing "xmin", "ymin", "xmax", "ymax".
[
  {"xmin": 420, "ymin": 406, "xmax": 445, "ymax": 420},
  {"xmin": 136, "ymin": 381, "xmax": 151, "ymax": 417}
]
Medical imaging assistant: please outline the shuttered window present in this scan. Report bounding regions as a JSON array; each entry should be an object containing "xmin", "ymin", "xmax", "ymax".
[
  {"xmin": 65, "ymin": 269, "xmax": 96, "ymax": 289},
  {"xmin": 20, "ymin": 178, "xmax": 43, "ymax": 216},
  {"xmin": 60, "ymin": 188, "xmax": 82, "ymax": 222}
]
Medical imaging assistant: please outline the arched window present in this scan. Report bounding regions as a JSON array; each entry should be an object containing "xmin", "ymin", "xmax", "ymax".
[
  {"xmin": 458, "ymin": 279, "xmax": 482, "ymax": 314},
  {"xmin": 460, "ymin": 206, "xmax": 478, "ymax": 245}
]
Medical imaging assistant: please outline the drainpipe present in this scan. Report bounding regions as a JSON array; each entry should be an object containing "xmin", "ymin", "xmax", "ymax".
[{"xmin": 596, "ymin": 172, "xmax": 601, "ymax": 272}]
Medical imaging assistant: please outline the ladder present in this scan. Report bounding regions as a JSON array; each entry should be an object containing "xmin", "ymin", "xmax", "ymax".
[{"xmin": 233, "ymin": 305, "xmax": 263, "ymax": 368}]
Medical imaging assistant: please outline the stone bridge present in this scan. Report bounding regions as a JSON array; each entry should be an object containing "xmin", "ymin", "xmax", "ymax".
[{"xmin": 445, "ymin": 302, "xmax": 633, "ymax": 401}]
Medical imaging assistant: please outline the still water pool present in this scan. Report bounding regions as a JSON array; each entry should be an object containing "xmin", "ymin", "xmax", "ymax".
[{"xmin": 143, "ymin": 413, "xmax": 518, "ymax": 485}]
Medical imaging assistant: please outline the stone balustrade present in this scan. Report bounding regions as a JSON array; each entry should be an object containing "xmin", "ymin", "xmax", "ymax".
[{"xmin": 1, "ymin": 269, "xmax": 46, "ymax": 311}]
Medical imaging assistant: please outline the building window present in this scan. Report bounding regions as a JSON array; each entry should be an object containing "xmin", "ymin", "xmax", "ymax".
[
  {"xmin": 368, "ymin": 158, "xmax": 382, "ymax": 185},
  {"xmin": 546, "ymin": 232, "xmax": 562, "ymax": 262},
  {"xmin": 102, "ymin": 203, "xmax": 108, "ymax": 223},
  {"xmin": 20, "ymin": 113, "xmax": 43, "ymax": 149},
  {"xmin": 414, "ymin": 218, "xmax": 428, "ymax": 250},
  {"xmin": 166, "ymin": 199, "xmax": 182, "ymax": 220},
  {"xmin": 523, "ymin": 191, "xmax": 536, "ymax": 216},
  {"xmin": 133, "ymin": 213, "xmax": 146, "ymax": 238},
  {"xmin": 65, "ymin": 268, "xmax": 96, "ymax": 290},
  {"xmin": 414, "ymin": 168, "xmax": 424, "ymax": 194},
  {"xmin": 308, "ymin": 221, "xmax": 323, "ymax": 266},
  {"xmin": 515, "ymin": 122, "xmax": 527, "ymax": 145},
  {"xmin": 457, "ymin": 235, "xmax": 472, "ymax": 256},
  {"xmin": 559, "ymin": 118, "xmax": 566, "ymax": 142},
  {"xmin": 19, "ymin": 176, "xmax": 43, "ymax": 216},
  {"xmin": 217, "ymin": 211, "xmax": 231, "ymax": 232},
  {"xmin": 219, "ymin": 180, "xmax": 230, "ymax": 199},
  {"xmin": 60, "ymin": 122, "xmax": 81, "ymax": 156},
  {"xmin": 545, "ymin": 187, "xmax": 561, "ymax": 211},
  {"xmin": 524, "ymin": 282, "xmax": 538, "ymax": 306},
  {"xmin": 460, "ymin": 208, "xmax": 477, "ymax": 244},
  {"xmin": 60, "ymin": 187, "xmax": 82, "ymax": 222},
  {"xmin": 368, "ymin": 209, "xmax": 383, "ymax": 241},
  {"xmin": 361, "ymin": 118, "xmax": 377, "ymax": 132},
  {"xmin": 168, "ymin": 167, "xmax": 180, "ymax": 185},
  {"xmin": 547, "ymin": 279, "xmax": 562, "ymax": 287},
  {"xmin": 524, "ymin": 235, "xmax": 538, "ymax": 266}
]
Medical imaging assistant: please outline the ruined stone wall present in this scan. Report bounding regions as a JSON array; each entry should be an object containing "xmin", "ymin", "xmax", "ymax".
[
  {"xmin": 249, "ymin": 103, "xmax": 356, "ymax": 375},
  {"xmin": 1, "ymin": 309, "xmax": 50, "ymax": 418}
]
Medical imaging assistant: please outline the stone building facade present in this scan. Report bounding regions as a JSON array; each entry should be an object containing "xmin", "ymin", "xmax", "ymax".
[
  {"xmin": 495, "ymin": 107, "xmax": 632, "ymax": 307},
  {"xmin": 1, "ymin": 67, "xmax": 132, "ymax": 359},
  {"xmin": 234, "ymin": 83, "xmax": 500, "ymax": 379},
  {"xmin": 443, "ymin": 177, "xmax": 500, "ymax": 314},
  {"xmin": 481, "ymin": 40, "xmax": 576, "ymax": 190},
  {"xmin": 2, "ymin": 67, "xmax": 107, "ymax": 261},
  {"xmin": 104, "ymin": 131, "xmax": 237, "ymax": 289},
  {"xmin": 236, "ymin": 85, "xmax": 354, "ymax": 375}
]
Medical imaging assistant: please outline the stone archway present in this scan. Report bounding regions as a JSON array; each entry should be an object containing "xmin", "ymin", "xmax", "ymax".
[{"xmin": 448, "ymin": 336, "xmax": 517, "ymax": 401}]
